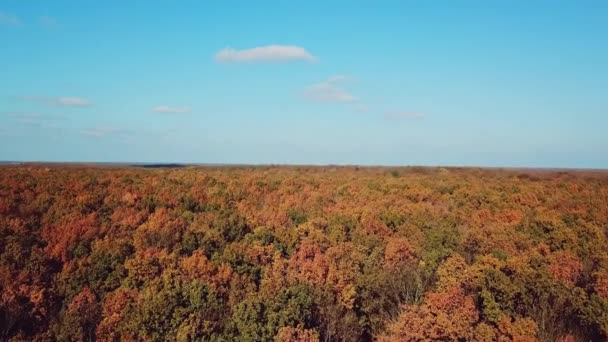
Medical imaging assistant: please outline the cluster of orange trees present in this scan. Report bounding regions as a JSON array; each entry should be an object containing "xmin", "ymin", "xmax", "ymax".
[{"xmin": 1, "ymin": 165, "xmax": 607, "ymax": 341}]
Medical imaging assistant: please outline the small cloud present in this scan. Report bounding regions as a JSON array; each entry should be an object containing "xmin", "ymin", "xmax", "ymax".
[
  {"xmin": 39, "ymin": 15, "xmax": 58, "ymax": 29},
  {"xmin": 152, "ymin": 105, "xmax": 191, "ymax": 114},
  {"xmin": 384, "ymin": 112, "xmax": 426, "ymax": 120},
  {"xmin": 215, "ymin": 45, "xmax": 317, "ymax": 63},
  {"xmin": 20, "ymin": 96, "xmax": 92, "ymax": 107},
  {"xmin": 0, "ymin": 12, "xmax": 21, "ymax": 27},
  {"xmin": 54, "ymin": 97, "xmax": 91, "ymax": 107},
  {"xmin": 352, "ymin": 104, "xmax": 369, "ymax": 112},
  {"xmin": 80, "ymin": 126, "xmax": 131, "ymax": 139},
  {"xmin": 305, "ymin": 75, "xmax": 356, "ymax": 103}
]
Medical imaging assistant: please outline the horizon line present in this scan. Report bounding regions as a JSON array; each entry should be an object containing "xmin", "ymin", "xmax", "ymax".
[{"xmin": 1, "ymin": 160, "xmax": 607, "ymax": 172}]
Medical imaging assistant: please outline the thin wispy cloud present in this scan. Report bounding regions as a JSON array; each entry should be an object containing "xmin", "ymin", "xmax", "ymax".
[
  {"xmin": 326, "ymin": 75, "xmax": 348, "ymax": 82},
  {"xmin": 383, "ymin": 112, "xmax": 426, "ymax": 120},
  {"xmin": 20, "ymin": 96, "xmax": 92, "ymax": 107},
  {"xmin": 0, "ymin": 11, "xmax": 21, "ymax": 27},
  {"xmin": 39, "ymin": 15, "xmax": 58, "ymax": 29},
  {"xmin": 55, "ymin": 97, "xmax": 91, "ymax": 106},
  {"xmin": 80, "ymin": 127, "xmax": 131, "ymax": 139},
  {"xmin": 152, "ymin": 105, "xmax": 191, "ymax": 114},
  {"xmin": 305, "ymin": 75, "xmax": 356, "ymax": 103},
  {"xmin": 7, "ymin": 112, "xmax": 63, "ymax": 127},
  {"xmin": 352, "ymin": 104, "xmax": 369, "ymax": 112},
  {"xmin": 215, "ymin": 45, "xmax": 317, "ymax": 63}
]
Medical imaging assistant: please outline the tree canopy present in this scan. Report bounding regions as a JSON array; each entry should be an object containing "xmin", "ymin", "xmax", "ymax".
[{"xmin": 1, "ymin": 165, "xmax": 607, "ymax": 341}]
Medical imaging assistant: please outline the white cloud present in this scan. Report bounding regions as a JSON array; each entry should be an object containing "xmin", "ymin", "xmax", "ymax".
[
  {"xmin": 80, "ymin": 127, "xmax": 130, "ymax": 138},
  {"xmin": 305, "ymin": 75, "xmax": 356, "ymax": 103},
  {"xmin": 40, "ymin": 15, "xmax": 58, "ymax": 29},
  {"xmin": 0, "ymin": 12, "xmax": 21, "ymax": 27},
  {"xmin": 384, "ymin": 112, "xmax": 426, "ymax": 120},
  {"xmin": 20, "ymin": 96, "xmax": 92, "ymax": 107},
  {"xmin": 215, "ymin": 45, "xmax": 317, "ymax": 63},
  {"xmin": 152, "ymin": 105, "xmax": 191, "ymax": 114}
]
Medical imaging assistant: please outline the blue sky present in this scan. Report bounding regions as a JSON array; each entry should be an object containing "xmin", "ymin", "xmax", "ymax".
[{"xmin": 1, "ymin": 1, "xmax": 607, "ymax": 167}]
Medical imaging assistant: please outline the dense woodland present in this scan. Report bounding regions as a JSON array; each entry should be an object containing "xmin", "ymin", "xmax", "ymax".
[{"xmin": 1, "ymin": 165, "xmax": 608, "ymax": 341}]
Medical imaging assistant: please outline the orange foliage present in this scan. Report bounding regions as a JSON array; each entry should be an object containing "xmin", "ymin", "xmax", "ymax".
[
  {"xmin": 43, "ymin": 213, "xmax": 99, "ymax": 261},
  {"xmin": 275, "ymin": 326, "xmax": 320, "ymax": 342},
  {"xmin": 384, "ymin": 236, "xmax": 416, "ymax": 269},
  {"xmin": 548, "ymin": 250, "xmax": 583, "ymax": 287},
  {"xmin": 96, "ymin": 288, "xmax": 137, "ymax": 341},
  {"xmin": 288, "ymin": 241, "xmax": 328, "ymax": 286},
  {"xmin": 380, "ymin": 286, "xmax": 479, "ymax": 341},
  {"xmin": 180, "ymin": 250, "xmax": 233, "ymax": 294},
  {"xmin": 67, "ymin": 287, "xmax": 99, "ymax": 319},
  {"xmin": 595, "ymin": 270, "xmax": 608, "ymax": 299},
  {"xmin": 496, "ymin": 316, "xmax": 539, "ymax": 342}
]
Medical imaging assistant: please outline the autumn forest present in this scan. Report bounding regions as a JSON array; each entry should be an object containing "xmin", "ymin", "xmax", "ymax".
[{"xmin": 1, "ymin": 165, "xmax": 608, "ymax": 341}]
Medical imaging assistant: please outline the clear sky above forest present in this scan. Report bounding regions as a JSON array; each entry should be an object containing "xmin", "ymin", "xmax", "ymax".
[{"xmin": 1, "ymin": 1, "xmax": 607, "ymax": 167}]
